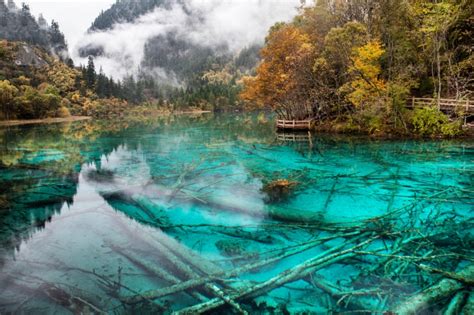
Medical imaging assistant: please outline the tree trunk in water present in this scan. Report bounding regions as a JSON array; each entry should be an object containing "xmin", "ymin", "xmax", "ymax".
[{"xmin": 392, "ymin": 265, "xmax": 473, "ymax": 314}]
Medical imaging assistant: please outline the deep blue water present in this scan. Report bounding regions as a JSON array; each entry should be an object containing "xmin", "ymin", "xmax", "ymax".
[{"xmin": 0, "ymin": 114, "xmax": 472, "ymax": 314}]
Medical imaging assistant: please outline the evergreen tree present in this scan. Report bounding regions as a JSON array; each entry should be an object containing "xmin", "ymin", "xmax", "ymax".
[
  {"xmin": 86, "ymin": 56, "xmax": 96, "ymax": 89},
  {"xmin": 7, "ymin": 0, "xmax": 16, "ymax": 11},
  {"xmin": 66, "ymin": 58, "xmax": 74, "ymax": 68},
  {"xmin": 37, "ymin": 13, "xmax": 47, "ymax": 28},
  {"xmin": 49, "ymin": 20, "xmax": 67, "ymax": 56},
  {"xmin": 19, "ymin": 3, "xmax": 30, "ymax": 26},
  {"xmin": 95, "ymin": 68, "xmax": 108, "ymax": 98}
]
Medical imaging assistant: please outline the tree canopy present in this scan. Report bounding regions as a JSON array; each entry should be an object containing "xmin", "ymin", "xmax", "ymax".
[{"xmin": 240, "ymin": 0, "xmax": 472, "ymax": 136}]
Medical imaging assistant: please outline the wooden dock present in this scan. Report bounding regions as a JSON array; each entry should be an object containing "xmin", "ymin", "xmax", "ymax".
[
  {"xmin": 407, "ymin": 98, "xmax": 474, "ymax": 114},
  {"xmin": 276, "ymin": 119, "xmax": 313, "ymax": 130}
]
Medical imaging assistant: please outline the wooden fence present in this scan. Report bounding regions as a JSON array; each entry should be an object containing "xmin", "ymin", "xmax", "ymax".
[
  {"xmin": 407, "ymin": 98, "xmax": 474, "ymax": 115},
  {"xmin": 276, "ymin": 119, "xmax": 312, "ymax": 130}
]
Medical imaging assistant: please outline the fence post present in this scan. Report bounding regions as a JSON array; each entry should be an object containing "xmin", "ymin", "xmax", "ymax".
[
  {"xmin": 466, "ymin": 100, "xmax": 469, "ymax": 126},
  {"xmin": 412, "ymin": 97, "xmax": 415, "ymax": 108}
]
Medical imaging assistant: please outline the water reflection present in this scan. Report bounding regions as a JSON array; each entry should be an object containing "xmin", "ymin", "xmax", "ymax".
[{"xmin": 0, "ymin": 114, "xmax": 472, "ymax": 313}]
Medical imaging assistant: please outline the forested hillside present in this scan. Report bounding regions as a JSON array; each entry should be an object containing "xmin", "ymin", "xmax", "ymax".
[
  {"xmin": 241, "ymin": 0, "xmax": 473, "ymax": 136},
  {"xmin": 80, "ymin": 0, "xmax": 263, "ymax": 111},
  {"xmin": 0, "ymin": 0, "xmax": 68, "ymax": 58},
  {"xmin": 0, "ymin": 40, "xmax": 173, "ymax": 120},
  {"xmin": 90, "ymin": 0, "xmax": 168, "ymax": 31}
]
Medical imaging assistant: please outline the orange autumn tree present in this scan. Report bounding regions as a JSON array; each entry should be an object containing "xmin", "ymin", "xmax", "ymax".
[{"xmin": 240, "ymin": 24, "xmax": 315, "ymax": 119}]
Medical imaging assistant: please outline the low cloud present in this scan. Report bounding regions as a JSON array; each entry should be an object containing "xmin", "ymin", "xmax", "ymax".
[{"xmin": 73, "ymin": 0, "xmax": 301, "ymax": 80}]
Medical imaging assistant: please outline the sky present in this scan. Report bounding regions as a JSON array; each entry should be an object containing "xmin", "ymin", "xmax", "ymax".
[{"xmin": 23, "ymin": 0, "xmax": 115, "ymax": 53}]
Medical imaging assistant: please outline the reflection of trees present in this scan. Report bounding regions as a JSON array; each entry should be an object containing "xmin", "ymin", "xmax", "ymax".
[
  {"xmin": 0, "ymin": 115, "xmax": 250, "ymax": 263},
  {"xmin": 0, "ymin": 121, "xmax": 133, "ymax": 263}
]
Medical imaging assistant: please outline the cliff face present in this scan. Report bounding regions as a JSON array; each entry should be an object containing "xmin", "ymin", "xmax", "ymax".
[
  {"xmin": 0, "ymin": 0, "xmax": 68, "ymax": 58},
  {"xmin": 13, "ymin": 43, "xmax": 48, "ymax": 68}
]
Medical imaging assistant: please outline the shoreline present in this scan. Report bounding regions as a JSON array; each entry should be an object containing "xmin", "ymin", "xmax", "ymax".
[
  {"xmin": 0, "ymin": 110, "xmax": 213, "ymax": 127},
  {"xmin": 0, "ymin": 116, "xmax": 92, "ymax": 127},
  {"xmin": 175, "ymin": 110, "xmax": 212, "ymax": 114}
]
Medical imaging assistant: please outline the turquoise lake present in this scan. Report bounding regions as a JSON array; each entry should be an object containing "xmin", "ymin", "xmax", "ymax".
[{"xmin": 0, "ymin": 113, "xmax": 472, "ymax": 314}]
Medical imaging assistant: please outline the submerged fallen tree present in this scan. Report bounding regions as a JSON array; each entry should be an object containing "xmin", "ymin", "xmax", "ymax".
[
  {"xmin": 75, "ymin": 166, "xmax": 473, "ymax": 314},
  {"xmin": 3, "ymin": 183, "xmax": 470, "ymax": 314},
  {"xmin": 112, "ymin": 185, "xmax": 472, "ymax": 314},
  {"xmin": 103, "ymin": 187, "xmax": 327, "ymax": 227},
  {"xmin": 393, "ymin": 265, "xmax": 473, "ymax": 314}
]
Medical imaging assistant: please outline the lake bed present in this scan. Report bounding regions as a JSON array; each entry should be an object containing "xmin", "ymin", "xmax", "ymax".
[{"xmin": 0, "ymin": 114, "xmax": 472, "ymax": 314}]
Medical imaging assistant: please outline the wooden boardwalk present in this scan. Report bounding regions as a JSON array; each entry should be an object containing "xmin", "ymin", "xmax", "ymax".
[
  {"xmin": 276, "ymin": 119, "xmax": 312, "ymax": 130},
  {"xmin": 276, "ymin": 98, "xmax": 473, "ymax": 130},
  {"xmin": 407, "ymin": 98, "xmax": 474, "ymax": 115}
]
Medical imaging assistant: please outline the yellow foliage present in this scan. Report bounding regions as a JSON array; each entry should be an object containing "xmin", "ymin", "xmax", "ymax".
[
  {"xmin": 344, "ymin": 40, "xmax": 387, "ymax": 109},
  {"xmin": 0, "ymin": 80, "xmax": 18, "ymax": 104},
  {"xmin": 0, "ymin": 151, "xmax": 23, "ymax": 166},
  {"xmin": 47, "ymin": 60, "xmax": 79, "ymax": 93},
  {"xmin": 0, "ymin": 80, "xmax": 19, "ymax": 119},
  {"xmin": 56, "ymin": 106, "xmax": 71, "ymax": 118},
  {"xmin": 70, "ymin": 92, "xmax": 81, "ymax": 103},
  {"xmin": 16, "ymin": 76, "xmax": 30, "ymax": 85},
  {"xmin": 202, "ymin": 67, "xmax": 233, "ymax": 85}
]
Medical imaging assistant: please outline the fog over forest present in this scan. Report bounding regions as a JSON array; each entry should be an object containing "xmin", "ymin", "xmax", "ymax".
[{"xmin": 75, "ymin": 0, "xmax": 301, "ymax": 80}]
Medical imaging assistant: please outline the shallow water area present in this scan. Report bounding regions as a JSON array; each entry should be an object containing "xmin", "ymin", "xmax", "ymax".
[{"xmin": 0, "ymin": 114, "xmax": 472, "ymax": 314}]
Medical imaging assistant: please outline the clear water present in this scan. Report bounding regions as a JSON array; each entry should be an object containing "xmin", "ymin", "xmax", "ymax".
[{"xmin": 0, "ymin": 114, "xmax": 472, "ymax": 314}]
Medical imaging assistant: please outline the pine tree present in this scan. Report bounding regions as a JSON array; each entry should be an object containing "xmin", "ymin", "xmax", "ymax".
[
  {"xmin": 7, "ymin": 0, "xmax": 16, "ymax": 11},
  {"xmin": 86, "ymin": 56, "xmax": 96, "ymax": 89},
  {"xmin": 37, "ymin": 13, "xmax": 47, "ymax": 28},
  {"xmin": 49, "ymin": 20, "xmax": 67, "ymax": 56},
  {"xmin": 66, "ymin": 58, "xmax": 74, "ymax": 68},
  {"xmin": 95, "ymin": 67, "xmax": 108, "ymax": 98}
]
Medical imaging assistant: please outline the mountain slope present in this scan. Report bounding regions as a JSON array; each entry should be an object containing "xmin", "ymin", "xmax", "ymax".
[
  {"xmin": 0, "ymin": 0, "xmax": 68, "ymax": 58},
  {"xmin": 90, "ymin": 0, "xmax": 169, "ymax": 31},
  {"xmin": 78, "ymin": 0, "xmax": 298, "ymax": 86}
]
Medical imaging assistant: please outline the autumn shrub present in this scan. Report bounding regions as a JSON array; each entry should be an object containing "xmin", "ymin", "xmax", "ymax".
[
  {"xmin": 0, "ymin": 43, "xmax": 6, "ymax": 59},
  {"xmin": 56, "ymin": 106, "xmax": 71, "ymax": 118},
  {"xmin": 0, "ymin": 80, "xmax": 19, "ymax": 119},
  {"xmin": 84, "ymin": 98, "xmax": 129, "ymax": 118},
  {"xmin": 0, "ymin": 40, "xmax": 12, "ymax": 60},
  {"xmin": 13, "ymin": 95, "xmax": 34, "ymax": 118},
  {"xmin": 411, "ymin": 107, "xmax": 462, "ymax": 137}
]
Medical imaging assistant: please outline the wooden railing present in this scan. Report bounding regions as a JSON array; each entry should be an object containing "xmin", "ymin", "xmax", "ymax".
[
  {"xmin": 408, "ymin": 98, "xmax": 474, "ymax": 114},
  {"xmin": 276, "ymin": 119, "xmax": 312, "ymax": 130}
]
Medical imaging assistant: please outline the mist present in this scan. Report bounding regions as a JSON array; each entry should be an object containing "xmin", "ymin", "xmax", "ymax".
[{"xmin": 74, "ymin": 0, "xmax": 302, "ymax": 81}]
